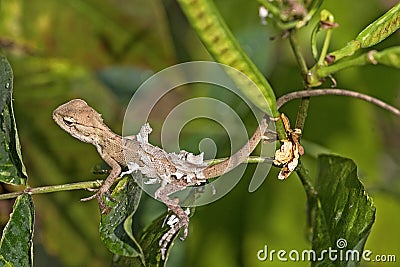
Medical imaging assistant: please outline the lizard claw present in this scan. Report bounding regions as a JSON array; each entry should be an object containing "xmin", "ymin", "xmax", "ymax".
[
  {"xmin": 80, "ymin": 180, "xmax": 103, "ymax": 201},
  {"xmin": 80, "ymin": 192, "xmax": 98, "ymax": 202},
  {"xmin": 80, "ymin": 189, "xmax": 112, "ymax": 214},
  {"xmin": 262, "ymin": 129, "xmax": 277, "ymax": 143},
  {"xmin": 180, "ymin": 224, "xmax": 189, "ymax": 241}
]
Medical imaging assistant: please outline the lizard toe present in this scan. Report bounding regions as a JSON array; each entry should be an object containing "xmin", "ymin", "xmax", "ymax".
[
  {"xmin": 80, "ymin": 190, "xmax": 112, "ymax": 214},
  {"xmin": 180, "ymin": 224, "xmax": 189, "ymax": 241},
  {"xmin": 80, "ymin": 193, "xmax": 98, "ymax": 202}
]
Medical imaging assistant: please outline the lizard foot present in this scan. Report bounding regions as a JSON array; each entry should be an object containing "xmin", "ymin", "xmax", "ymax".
[
  {"xmin": 81, "ymin": 188, "xmax": 112, "ymax": 214},
  {"xmin": 80, "ymin": 179, "xmax": 103, "ymax": 201},
  {"xmin": 159, "ymin": 210, "xmax": 190, "ymax": 260},
  {"xmin": 263, "ymin": 129, "xmax": 277, "ymax": 143}
]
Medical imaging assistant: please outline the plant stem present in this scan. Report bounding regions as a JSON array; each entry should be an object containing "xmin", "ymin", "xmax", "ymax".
[
  {"xmin": 296, "ymin": 161, "xmax": 318, "ymax": 238},
  {"xmin": 317, "ymin": 51, "xmax": 376, "ymax": 77},
  {"xmin": 316, "ymin": 28, "xmax": 333, "ymax": 67},
  {"xmin": 288, "ymin": 31, "xmax": 311, "ymax": 131},
  {"xmin": 289, "ymin": 31, "xmax": 309, "ymax": 80},
  {"xmin": 276, "ymin": 88, "xmax": 400, "ymax": 116},
  {"xmin": 294, "ymin": 98, "xmax": 310, "ymax": 130},
  {"xmin": 296, "ymin": 162, "xmax": 318, "ymax": 199},
  {"xmin": 288, "ymin": 30, "xmax": 316, "ymax": 209},
  {"xmin": 0, "ymin": 180, "xmax": 102, "ymax": 200}
]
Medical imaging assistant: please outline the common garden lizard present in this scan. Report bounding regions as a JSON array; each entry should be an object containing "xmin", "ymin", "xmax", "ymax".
[{"xmin": 53, "ymin": 99, "xmax": 275, "ymax": 259}]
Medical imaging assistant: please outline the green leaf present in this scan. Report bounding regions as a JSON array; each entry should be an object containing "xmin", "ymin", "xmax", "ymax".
[
  {"xmin": 0, "ymin": 56, "xmax": 27, "ymax": 185},
  {"xmin": 311, "ymin": 155, "xmax": 376, "ymax": 266},
  {"xmin": 355, "ymin": 2, "xmax": 400, "ymax": 48},
  {"xmin": 111, "ymin": 255, "xmax": 143, "ymax": 267},
  {"xmin": 329, "ymin": 2, "xmax": 400, "ymax": 61},
  {"xmin": 0, "ymin": 194, "xmax": 34, "ymax": 267},
  {"xmin": 99, "ymin": 174, "xmax": 144, "ymax": 262}
]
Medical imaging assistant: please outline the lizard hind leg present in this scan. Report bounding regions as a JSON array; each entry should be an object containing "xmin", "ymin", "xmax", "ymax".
[{"xmin": 155, "ymin": 183, "xmax": 189, "ymax": 260}]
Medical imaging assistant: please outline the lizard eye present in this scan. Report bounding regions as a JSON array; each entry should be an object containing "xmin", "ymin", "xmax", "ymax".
[{"xmin": 62, "ymin": 117, "xmax": 75, "ymax": 126}]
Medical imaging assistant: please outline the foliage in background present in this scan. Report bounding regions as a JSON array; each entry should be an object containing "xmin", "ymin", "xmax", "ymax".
[{"xmin": 0, "ymin": 0, "xmax": 399, "ymax": 266}]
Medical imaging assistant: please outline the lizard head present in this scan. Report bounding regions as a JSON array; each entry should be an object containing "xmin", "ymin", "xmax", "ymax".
[{"xmin": 53, "ymin": 99, "xmax": 112, "ymax": 144}]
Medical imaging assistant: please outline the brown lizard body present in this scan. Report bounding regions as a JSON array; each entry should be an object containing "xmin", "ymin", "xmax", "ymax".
[{"xmin": 52, "ymin": 99, "xmax": 273, "ymax": 259}]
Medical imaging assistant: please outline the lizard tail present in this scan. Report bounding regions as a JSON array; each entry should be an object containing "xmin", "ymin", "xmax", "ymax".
[{"xmin": 202, "ymin": 115, "xmax": 271, "ymax": 178}]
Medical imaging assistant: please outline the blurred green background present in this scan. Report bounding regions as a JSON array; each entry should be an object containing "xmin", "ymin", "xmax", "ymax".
[{"xmin": 0, "ymin": 0, "xmax": 399, "ymax": 266}]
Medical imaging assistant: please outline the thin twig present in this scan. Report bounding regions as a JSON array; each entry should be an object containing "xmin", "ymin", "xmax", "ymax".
[
  {"xmin": 289, "ymin": 31, "xmax": 309, "ymax": 79},
  {"xmin": 0, "ymin": 180, "xmax": 102, "ymax": 200},
  {"xmin": 276, "ymin": 88, "xmax": 400, "ymax": 116},
  {"xmin": 288, "ymin": 31, "xmax": 311, "ymax": 131}
]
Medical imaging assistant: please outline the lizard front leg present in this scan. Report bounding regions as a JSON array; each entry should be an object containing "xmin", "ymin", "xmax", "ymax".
[
  {"xmin": 155, "ymin": 182, "xmax": 188, "ymax": 260},
  {"xmin": 82, "ymin": 149, "xmax": 122, "ymax": 214}
]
